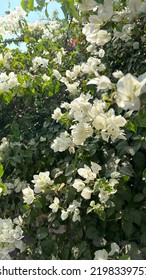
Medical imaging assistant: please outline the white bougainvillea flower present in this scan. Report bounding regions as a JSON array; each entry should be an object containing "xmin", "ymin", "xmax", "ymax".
[
  {"xmin": 52, "ymin": 69, "xmax": 62, "ymax": 80},
  {"xmin": 98, "ymin": 48, "xmax": 105, "ymax": 58},
  {"xmin": 22, "ymin": 186, "xmax": 35, "ymax": 205},
  {"xmin": 78, "ymin": 165, "xmax": 96, "ymax": 182},
  {"xmin": 128, "ymin": 0, "xmax": 145, "ymax": 16},
  {"xmin": 109, "ymin": 242, "xmax": 120, "ymax": 256},
  {"xmin": 65, "ymin": 82, "xmax": 79, "ymax": 94},
  {"xmin": 61, "ymin": 210, "xmax": 68, "ymax": 221},
  {"xmin": 52, "ymin": 107, "xmax": 63, "ymax": 122},
  {"xmin": 81, "ymin": 187, "xmax": 93, "ymax": 200},
  {"xmin": 116, "ymin": 73, "xmax": 146, "ymax": 110},
  {"xmin": 72, "ymin": 179, "xmax": 85, "ymax": 192},
  {"xmin": 78, "ymin": 0, "xmax": 98, "ymax": 12},
  {"xmin": 69, "ymin": 93, "xmax": 92, "ymax": 121},
  {"xmin": 49, "ymin": 197, "xmax": 60, "ymax": 213},
  {"xmin": 72, "ymin": 208, "xmax": 81, "ymax": 222},
  {"xmin": 67, "ymin": 200, "xmax": 81, "ymax": 213},
  {"xmin": 98, "ymin": 188, "xmax": 110, "ymax": 204},
  {"xmin": 32, "ymin": 171, "xmax": 53, "ymax": 193},
  {"xmin": 87, "ymin": 75, "xmax": 112, "ymax": 91},
  {"xmin": 94, "ymin": 249, "xmax": 108, "ymax": 260},
  {"xmin": 91, "ymin": 162, "xmax": 101, "ymax": 174},
  {"xmin": 82, "ymin": 23, "xmax": 101, "ymax": 44},
  {"xmin": 96, "ymin": 0, "xmax": 113, "ymax": 22},
  {"xmin": 112, "ymin": 70, "xmax": 124, "ymax": 79},
  {"xmin": 51, "ymin": 131, "xmax": 73, "ymax": 153},
  {"xmin": 95, "ymin": 30, "xmax": 111, "ymax": 46},
  {"xmin": 71, "ymin": 122, "xmax": 93, "ymax": 145},
  {"xmin": 32, "ymin": 56, "xmax": 48, "ymax": 71},
  {"xmin": 42, "ymin": 74, "xmax": 50, "ymax": 82}
]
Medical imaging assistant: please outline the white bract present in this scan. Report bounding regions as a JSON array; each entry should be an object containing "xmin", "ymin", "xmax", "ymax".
[
  {"xmin": 22, "ymin": 186, "xmax": 35, "ymax": 205},
  {"xmin": 109, "ymin": 242, "xmax": 120, "ymax": 256},
  {"xmin": 78, "ymin": 0, "xmax": 98, "ymax": 12},
  {"xmin": 42, "ymin": 74, "xmax": 50, "ymax": 82},
  {"xmin": 32, "ymin": 56, "xmax": 49, "ymax": 71},
  {"xmin": 72, "ymin": 179, "xmax": 85, "ymax": 192},
  {"xmin": 96, "ymin": 0, "xmax": 113, "ymax": 23},
  {"xmin": 81, "ymin": 187, "xmax": 93, "ymax": 200},
  {"xmin": 61, "ymin": 200, "xmax": 81, "ymax": 222},
  {"xmin": 78, "ymin": 165, "xmax": 97, "ymax": 183},
  {"xmin": 94, "ymin": 249, "xmax": 108, "ymax": 260},
  {"xmin": 116, "ymin": 73, "xmax": 146, "ymax": 110},
  {"xmin": 87, "ymin": 75, "xmax": 112, "ymax": 91},
  {"xmin": 71, "ymin": 122, "xmax": 93, "ymax": 145},
  {"xmin": 52, "ymin": 108, "xmax": 63, "ymax": 122},
  {"xmin": 49, "ymin": 197, "xmax": 60, "ymax": 213},
  {"xmin": 61, "ymin": 210, "xmax": 68, "ymax": 221},
  {"xmin": 51, "ymin": 131, "xmax": 74, "ymax": 153},
  {"xmin": 32, "ymin": 171, "xmax": 53, "ymax": 193},
  {"xmin": 53, "ymin": 69, "xmax": 62, "ymax": 80}
]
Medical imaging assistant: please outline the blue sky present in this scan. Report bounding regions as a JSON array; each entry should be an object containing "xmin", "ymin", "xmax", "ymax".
[{"xmin": 0, "ymin": 0, "xmax": 64, "ymax": 21}]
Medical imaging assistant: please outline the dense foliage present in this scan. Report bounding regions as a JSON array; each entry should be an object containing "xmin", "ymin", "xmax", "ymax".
[{"xmin": 0, "ymin": 0, "xmax": 146, "ymax": 260}]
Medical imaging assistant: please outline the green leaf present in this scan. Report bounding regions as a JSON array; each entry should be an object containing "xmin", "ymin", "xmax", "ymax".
[
  {"xmin": 134, "ymin": 193, "xmax": 144, "ymax": 203},
  {"xmin": 65, "ymin": 164, "xmax": 76, "ymax": 177},
  {"xmin": 95, "ymin": 0, "xmax": 104, "ymax": 3},
  {"xmin": 3, "ymin": 91, "xmax": 13, "ymax": 104},
  {"xmin": 41, "ymin": 239, "xmax": 55, "ymax": 256},
  {"xmin": 36, "ymin": 0, "xmax": 46, "ymax": 7},
  {"xmin": 28, "ymin": 0, "xmax": 34, "ymax": 10},
  {"xmin": 119, "ymin": 255, "xmax": 131, "ymax": 260},
  {"xmin": 21, "ymin": 0, "xmax": 29, "ymax": 12},
  {"xmin": 122, "ymin": 220, "xmax": 133, "ymax": 237},
  {"xmin": 37, "ymin": 227, "xmax": 48, "ymax": 240},
  {"xmin": 120, "ymin": 162, "xmax": 133, "ymax": 177},
  {"xmin": 133, "ymin": 151, "xmax": 145, "ymax": 172},
  {"xmin": 86, "ymin": 226, "xmax": 99, "ymax": 240},
  {"xmin": 60, "ymin": 0, "xmax": 80, "ymax": 21},
  {"xmin": 45, "ymin": 3, "xmax": 49, "ymax": 18},
  {"xmin": 140, "ymin": 233, "xmax": 146, "ymax": 246},
  {"xmin": 0, "ymin": 164, "xmax": 4, "ymax": 178}
]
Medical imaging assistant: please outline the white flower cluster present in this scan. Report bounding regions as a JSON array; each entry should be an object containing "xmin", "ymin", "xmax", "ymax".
[
  {"xmin": 0, "ymin": 7, "xmax": 26, "ymax": 35},
  {"xmin": 78, "ymin": 0, "xmax": 98, "ymax": 12},
  {"xmin": 42, "ymin": 21, "xmax": 61, "ymax": 41},
  {"xmin": 0, "ymin": 217, "xmax": 24, "ymax": 260},
  {"xmin": 0, "ymin": 52, "xmax": 13, "ymax": 68},
  {"xmin": 32, "ymin": 171, "xmax": 54, "ymax": 193},
  {"xmin": 52, "ymin": 54, "xmax": 106, "ymax": 94},
  {"xmin": 72, "ymin": 162, "xmax": 118, "ymax": 204},
  {"xmin": 51, "ymin": 93, "xmax": 127, "ymax": 153},
  {"xmin": 22, "ymin": 171, "xmax": 54, "ymax": 205},
  {"xmin": 61, "ymin": 200, "xmax": 81, "ymax": 222},
  {"xmin": 28, "ymin": 21, "xmax": 45, "ymax": 32},
  {"xmin": 73, "ymin": 162, "xmax": 101, "ymax": 200},
  {"xmin": 81, "ymin": 0, "xmax": 146, "ymax": 47},
  {"xmin": 32, "ymin": 56, "xmax": 49, "ymax": 72},
  {"xmin": 82, "ymin": 0, "xmax": 112, "ymax": 46},
  {"xmin": 0, "ymin": 72, "xmax": 20, "ymax": 93}
]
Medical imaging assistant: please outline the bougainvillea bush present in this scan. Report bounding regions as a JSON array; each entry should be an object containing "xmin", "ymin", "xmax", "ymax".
[{"xmin": 0, "ymin": 0, "xmax": 146, "ymax": 260}]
